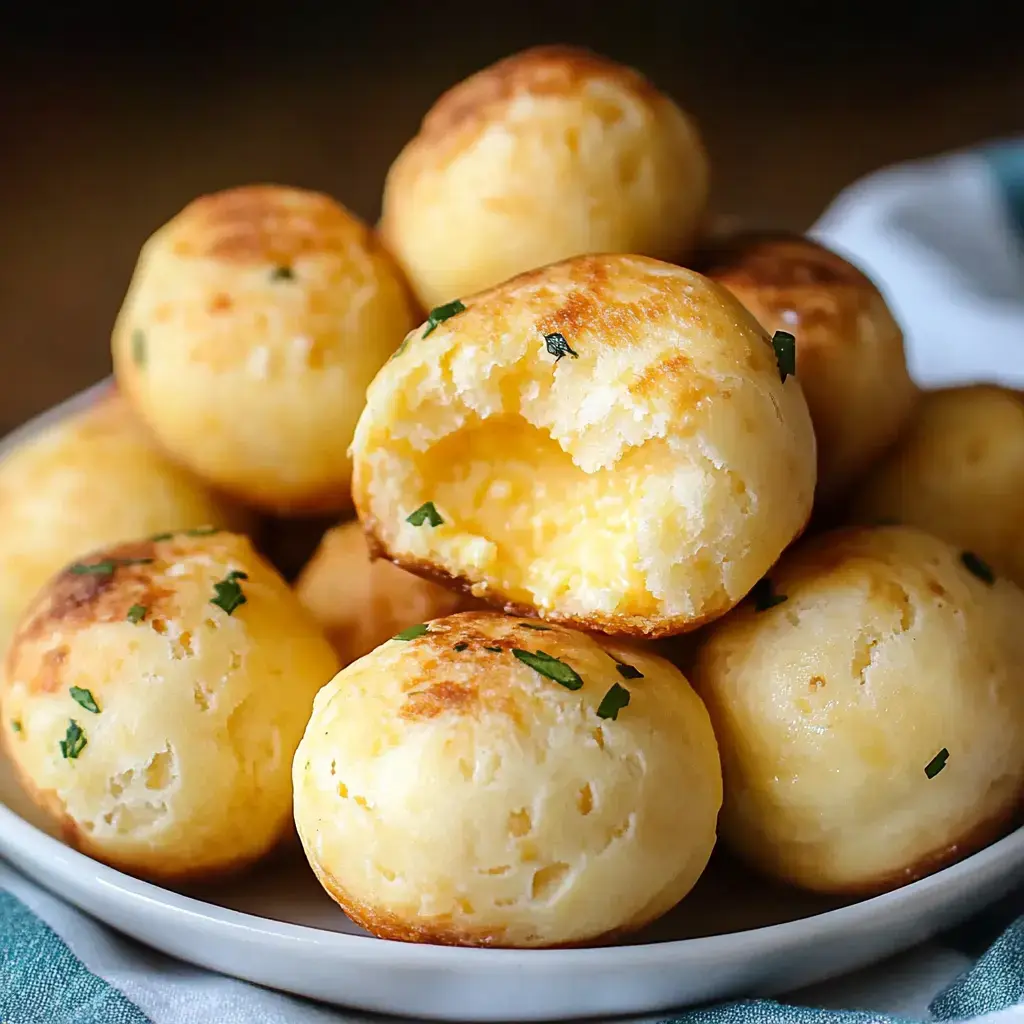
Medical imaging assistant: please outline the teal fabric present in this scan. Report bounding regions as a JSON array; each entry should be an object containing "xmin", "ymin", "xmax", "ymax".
[
  {"xmin": 0, "ymin": 890, "xmax": 151, "ymax": 1024},
  {"xmin": 985, "ymin": 139, "xmax": 1024, "ymax": 240}
]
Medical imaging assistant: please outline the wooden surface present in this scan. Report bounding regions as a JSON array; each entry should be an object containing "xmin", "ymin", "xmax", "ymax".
[{"xmin": 1, "ymin": 5, "xmax": 1021, "ymax": 434}]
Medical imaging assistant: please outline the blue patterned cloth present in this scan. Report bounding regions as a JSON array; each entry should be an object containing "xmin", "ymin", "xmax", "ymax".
[{"xmin": 2, "ymin": 142, "xmax": 1024, "ymax": 1024}]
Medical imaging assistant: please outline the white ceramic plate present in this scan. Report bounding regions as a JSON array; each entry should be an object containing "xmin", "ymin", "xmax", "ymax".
[{"xmin": 3, "ymin": 384, "xmax": 1024, "ymax": 1022}]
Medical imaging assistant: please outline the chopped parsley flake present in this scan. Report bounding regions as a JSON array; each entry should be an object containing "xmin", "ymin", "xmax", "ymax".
[
  {"xmin": 406, "ymin": 502, "xmax": 443, "ymax": 528},
  {"xmin": 132, "ymin": 329, "xmax": 146, "ymax": 367},
  {"xmin": 126, "ymin": 604, "xmax": 147, "ymax": 624},
  {"xmin": 597, "ymin": 682, "xmax": 631, "ymax": 720},
  {"xmin": 925, "ymin": 748, "xmax": 949, "ymax": 779},
  {"xmin": 483, "ymin": 646, "xmax": 503, "ymax": 653},
  {"xmin": 150, "ymin": 532, "xmax": 175, "ymax": 542},
  {"xmin": 69, "ymin": 687, "xmax": 100, "ymax": 714},
  {"xmin": 423, "ymin": 299, "xmax": 466, "ymax": 337},
  {"xmin": 69, "ymin": 558, "xmax": 153, "ymax": 576},
  {"xmin": 961, "ymin": 551, "xmax": 995, "ymax": 585},
  {"xmin": 453, "ymin": 642, "xmax": 469, "ymax": 652},
  {"xmin": 11, "ymin": 720, "xmax": 22, "ymax": 734},
  {"xmin": 270, "ymin": 265, "xmax": 295, "ymax": 281},
  {"xmin": 210, "ymin": 570, "xmax": 248, "ymax": 615},
  {"xmin": 614, "ymin": 659, "xmax": 644, "ymax": 680},
  {"xmin": 186, "ymin": 526, "xmax": 219, "ymax": 537},
  {"xmin": 511, "ymin": 649, "xmax": 583, "ymax": 690},
  {"xmin": 544, "ymin": 332, "xmax": 578, "ymax": 362},
  {"xmin": 60, "ymin": 720, "xmax": 87, "ymax": 760},
  {"xmin": 520, "ymin": 622, "xmax": 551, "ymax": 631},
  {"xmin": 771, "ymin": 331, "xmax": 796, "ymax": 382},
  {"xmin": 394, "ymin": 623, "xmax": 428, "ymax": 641},
  {"xmin": 751, "ymin": 577, "xmax": 788, "ymax": 611}
]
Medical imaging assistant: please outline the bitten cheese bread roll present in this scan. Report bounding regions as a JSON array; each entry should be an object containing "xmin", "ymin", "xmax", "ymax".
[
  {"xmin": 295, "ymin": 520, "xmax": 473, "ymax": 665},
  {"xmin": 696, "ymin": 232, "xmax": 918, "ymax": 502},
  {"xmin": 849, "ymin": 386, "xmax": 1024, "ymax": 589},
  {"xmin": 693, "ymin": 526, "xmax": 1024, "ymax": 895},
  {"xmin": 112, "ymin": 185, "xmax": 417, "ymax": 515},
  {"xmin": 0, "ymin": 388, "xmax": 247, "ymax": 656},
  {"xmin": 293, "ymin": 611, "xmax": 722, "ymax": 947},
  {"xmin": 1, "ymin": 531, "xmax": 339, "ymax": 882},
  {"xmin": 380, "ymin": 45, "xmax": 709, "ymax": 310},
  {"xmin": 350, "ymin": 253, "xmax": 816, "ymax": 638}
]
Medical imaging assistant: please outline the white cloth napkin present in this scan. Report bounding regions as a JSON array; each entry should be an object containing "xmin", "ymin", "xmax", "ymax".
[{"xmin": 4, "ymin": 141, "xmax": 1024, "ymax": 1024}]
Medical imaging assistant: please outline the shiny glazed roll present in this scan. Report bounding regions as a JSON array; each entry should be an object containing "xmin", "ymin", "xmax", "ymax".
[
  {"xmin": 849, "ymin": 386, "xmax": 1024, "ymax": 589},
  {"xmin": 0, "ymin": 388, "xmax": 247, "ymax": 655},
  {"xmin": 1, "ymin": 532, "xmax": 339, "ymax": 882},
  {"xmin": 295, "ymin": 519, "xmax": 472, "ymax": 666},
  {"xmin": 380, "ymin": 45, "xmax": 709, "ymax": 310},
  {"xmin": 693, "ymin": 526, "xmax": 1024, "ymax": 894},
  {"xmin": 696, "ymin": 231, "xmax": 918, "ymax": 502},
  {"xmin": 111, "ymin": 184, "xmax": 418, "ymax": 515},
  {"xmin": 292, "ymin": 611, "xmax": 722, "ymax": 947},
  {"xmin": 350, "ymin": 253, "xmax": 817, "ymax": 638}
]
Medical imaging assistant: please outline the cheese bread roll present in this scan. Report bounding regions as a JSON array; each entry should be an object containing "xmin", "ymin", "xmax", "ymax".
[
  {"xmin": 1, "ymin": 532, "xmax": 339, "ymax": 882},
  {"xmin": 849, "ymin": 386, "xmax": 1024, "ymax": 589},
  {"xmin": 351, "ymin": 253, "xmax": 816, "ymax": 637},
  {"xmin": 694, "ymin": 526, "xmax": 1024, "ymax": 894},
  {"xmin": 293, "ymin": 611, "xmax": 721, "ymax": 947},
  {"xmin": 112, "ymin": 185, "xmax": 417, "ymax": 515},
  {"xmin": 381, "ymin": 45, "xmax": 708, "ymax": 309}
]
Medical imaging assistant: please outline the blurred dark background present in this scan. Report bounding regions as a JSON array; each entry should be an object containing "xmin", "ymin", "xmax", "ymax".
[{"xmin": 1, "ymin": 2, "xmax": 1021, "ymax": 434}]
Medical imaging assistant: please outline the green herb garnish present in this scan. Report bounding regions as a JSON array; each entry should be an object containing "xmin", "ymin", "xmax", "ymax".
[
  {"xmin": 520, "ymin": 622, "xmax": 551, "ymax": 631},
  {"xmin": 511, "ymin": 649, "xmax": 583, "ymax": 691},
  {"xmin": 597, "ymin": 682, "xmax": 631, "ymax": 720},
  {"xmin": 394, "ymin": 624, "xmax": 429, "ymax": 641},
  {"xmin": 186, "ymin": 526, "xmax": 219, "ymax": 537},
  {"xmin": 423, "ymin": 299, "xmax": 466, "ymax": 337},
  {"xmin": 614, "ymin": 659, "xmax": 644, "ymax": 680},
  {"xmin": 961, "ymin": 551, "xmax": 995, "ymax": 585},
  {"xmin": 483, "ymin": 646, "xmax": 503, "ymax": 653},
  {"xmin": 210, "ymin": 570, "xmax": 248, "ymax": 616},
  {"xmin": 925, "ymin": 748, "xmax": 949, "ymax": 779},
  {"xmin": 544, "ymin": 332, "xmax": 578, "ymax": 362},
  {"xmin": 453, "ymin": 642, "xmax": 469, "ymax": 652},
  {"xmin": 11, "ymin": 720, "xmax": 22, "ymax": 734},
  {"xmin": 59, "ymin": 720, "xmax": 87, "ymax": 760},
  {"xmin": 69, "ymin": 687, "xmax": 100, "ymax": 714},
  {"xmin": 132, "ymin": 329, "xmax": 146, "ymax": 368},
  {"xmin": 270, "ymin": 265, "xmax": 295, "ymax": 281},
  {"xmin": 751, "ymin": 577, "xmax": 787, "ymax": 611},
  {"xmin": 150, "ymin": 532, "xmax": 174, "ymax": 542},
  {"xmin": 406, "ymin": 502, "xmax": 443, "ymax": 528},
  {"xmin": 771, "ymin": 331, "xmax": 796, "ymax": 382},
  {"xmin": 69, "ymin": 558, "xmax": 153, "ymax": 576},
  {"xmin": 126, "ymin": 604, "xmax": 147, "ymax": 624}
]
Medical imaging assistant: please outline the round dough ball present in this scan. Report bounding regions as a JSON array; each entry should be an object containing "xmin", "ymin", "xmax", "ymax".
[
  {"xmin": 112, "ymin": 184, "xmax": 418, "ymax": 515},
  {"xmin": 0, "ymin": 388, "xmax": 248, "ymax": 656},
  {"xmin": 293, "ymin": 610, "xmax": 721, "ymax": 947},
  {"xmin": 380, "ymin": 45, "xmax": 709, "ymax": 310},
  {"xmin": 351, "ymin": 253, "xmax": 816, "ymax": 638},
  {"xmin": 849, "ymin": 386, "xmax": 1024, "ymax": 589},
  {"xmin": 295, "ymin": 520, "xmax": 473, "ymax": 665},
  {"xmin": 693, "ymin": 525, "xmax": 1024, "ymax": 894},
  {"xmin": 1, "ymin": 531, "xmax": 339, "ymax": 882},
  {"xmin": 695, "ymin": 231, "xmax": 918, "ymax": 502}
]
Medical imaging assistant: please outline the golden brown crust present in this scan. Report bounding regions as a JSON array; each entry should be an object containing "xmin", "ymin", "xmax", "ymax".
[
  {"xmin": 168, "ymin": 184, "xmax": 374, "ymax": 266},
  {"xmin": 417, "ymin": 46, "xmax": 660, "ymax": 152}
]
